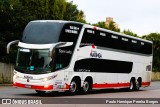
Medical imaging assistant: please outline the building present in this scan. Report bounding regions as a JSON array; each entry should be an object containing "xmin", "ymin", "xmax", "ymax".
[{"xmin": 105, "ymin": 17, "xmax": 119, "ymax": 29}]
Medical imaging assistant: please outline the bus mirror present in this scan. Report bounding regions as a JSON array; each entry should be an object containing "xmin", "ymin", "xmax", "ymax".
[
  {"xmin": 58, "ymin": 42, "xmax": 73, "ymax": 47},
  {"xmin": 7, "ymin": 40, "xmax": 19, "ymax": 54},
  {"xmin": 49, "ymin": 42, "xmax": 66, "ymax": 57}
]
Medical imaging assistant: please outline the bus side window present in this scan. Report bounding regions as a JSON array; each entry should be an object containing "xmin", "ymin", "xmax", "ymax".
[{"xmin": 80, "ymin": 28, "xmax": 95, "ymax": 47}]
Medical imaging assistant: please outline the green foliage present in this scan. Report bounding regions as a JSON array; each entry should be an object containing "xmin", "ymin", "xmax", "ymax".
[
  {"xmin": 123, "ymin": 29, "xmax": 138, "ymax": 37},
  {"xmin": 0, "ymin": 0, "xmax": 25, "ymax": 63},
  {"xmin": 142, "ymin": 33, "xmax": 160, "ymax": 72},
  {"xmin": 93, "ymin": 21, "xmax": 120, "ymax": 32},
  {"xmin": 106, "ymin": 21, "xmax": 120, "ymax": 32},
  {"xmin": 0, "ymin": 0, "xmax": 86, "ymax": 63},
  {"xmin": 93, "ymin": 21, "xmax": 107, "ymax": 29}
]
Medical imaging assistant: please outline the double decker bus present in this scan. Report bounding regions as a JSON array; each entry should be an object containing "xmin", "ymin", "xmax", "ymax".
[{"xmin": 7, "ymin": 20, "xmax": 153, "ymax": 94}]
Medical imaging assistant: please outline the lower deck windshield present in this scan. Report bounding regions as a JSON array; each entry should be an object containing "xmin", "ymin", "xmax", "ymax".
[{"xmin": 16, "ymin": 48, "xmax": 52, "ymax": 74}]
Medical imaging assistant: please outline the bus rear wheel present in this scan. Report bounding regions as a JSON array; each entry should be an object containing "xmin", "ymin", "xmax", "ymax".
[
  {"xmin": 81, "ymin": 80, "xmax": 91, "ymax": 94},
  {"xmin": 129, "ymin": 79, "xmax": 135, "ymax": 91},
  {"xmin": 135, "ymin": 80, "xmax": 140, "ymax": 91},
  {"xmin": 129, "ymin": 79, "xmax": 140, "ymax": 91}
]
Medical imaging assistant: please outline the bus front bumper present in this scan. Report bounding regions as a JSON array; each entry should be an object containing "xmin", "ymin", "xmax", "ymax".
[
  {"xmin": 13, "ymin": 82, "xmax": 53, "ymax": 91},
  {"xmin": 13, "ymin": 82, "xmax": 70, "ymax": 91}
]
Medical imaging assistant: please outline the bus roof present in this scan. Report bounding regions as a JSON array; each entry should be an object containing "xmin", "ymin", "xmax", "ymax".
[
  {"xmin": 31, "ymin": 20, "xmax": 83, "ymax": 25},
  {"xmin": 23, "ymin": 20, "xmax": 152, "ymax": 44}
]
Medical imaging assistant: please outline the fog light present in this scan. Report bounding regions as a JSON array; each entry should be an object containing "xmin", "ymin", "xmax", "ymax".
[
  {"xmin": 13, "ymin": 81, "xmax": 16, "ymax": 85},
  {"xmin": 63, "ymin": 84, "xmax": 66, "ymax": 88}
]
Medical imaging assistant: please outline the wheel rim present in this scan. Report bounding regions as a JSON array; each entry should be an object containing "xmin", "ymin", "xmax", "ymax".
[
  {"xmin": 70, "ymin": 81, "xmax": 77, "ymax": 93},
  {"xmin": 83, "ymin": 81, "xmax": 89, "ymax": 92},
  {"xmin": 136, "ymin": 81, "xmax": 140, "ymax": 90},
  {"xmin": 130, "ymin": 81, "xmax": 133, "ymax": 90}
]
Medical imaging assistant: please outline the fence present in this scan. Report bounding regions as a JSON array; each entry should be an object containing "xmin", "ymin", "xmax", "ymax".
[
  {"xmin": 0, "ymin": 62, "xmax": 160, "ymax": 84},
  {"xmin": 151, "ymin": 72, "xmax": 160, "ymax": 81},
  {"xmin": 0, "ymin": 62, "xmax": 14, "ymax": 84}
]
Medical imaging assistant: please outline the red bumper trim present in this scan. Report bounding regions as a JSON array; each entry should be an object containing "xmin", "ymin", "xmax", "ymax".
[
  {"xmin": 13, "ymin": 82, "xmax": 53, "ymax": 91},
  {"xmin": 142, "ymin": 82, "xmax": 150, "ymax": 86}
]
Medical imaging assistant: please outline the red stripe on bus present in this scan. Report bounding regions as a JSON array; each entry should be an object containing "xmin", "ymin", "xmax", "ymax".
[
  {"xmin": 13, "ymin": 82, "xmax": 53, "ymax": 90},
  {"xmin": 142, "ymin": 82, "xmax": 150, "ymax": 86},
  {"xmin": 92, "ymin": 83, "xmax": 130, "ymax": 89},
  {"xmin": 59, "ymin": 83, "xmax": 70, "ymax": 90}
]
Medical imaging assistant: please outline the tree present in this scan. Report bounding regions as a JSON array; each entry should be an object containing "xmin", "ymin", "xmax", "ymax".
[
  {"xmin": 123, "ymin": 29, "xmax": 138, "ymax": 37},
  {"xmin": 93, "ymin": 21, "xmax": 107, "ymax": 29},
  {"xmin": 106, "ymin": 21, "xmax": 120, "ymax": 32},
  {"xmin": 93, "ymin": 21, "xmax": 120, "ymax": 32},
  {"xmin": 76, "ymin": 10, "xmax": 86, "ymax": 23},
  {"xmin": 63, "ymin": 1, "xmax": 86, "ymax": 23},
  {"xmin": 0, "ymin": 0, "xmax": 26, "ymax": 63},
  {"xmin": 142, "ymin": 33, "xmax": 160, "ymax": 72},
  {"xmin": 0, "ymin": 0, "xmax": 86, "ymax": 63}
]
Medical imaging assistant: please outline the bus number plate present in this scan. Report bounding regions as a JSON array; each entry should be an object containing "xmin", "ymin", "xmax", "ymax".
[{"xmin": 25, "ymin": 84, "xmax": 31, "ymax": 88}]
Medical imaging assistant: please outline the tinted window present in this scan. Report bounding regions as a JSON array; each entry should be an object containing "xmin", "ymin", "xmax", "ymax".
[
  {"xmin": 74, "ymin": 58, "xmax": 133, "ymax": 73},
  {"xmin": 22, "ymin": 21, "xmax": 64, "ymax": 44},
  {"xmin": 80, "ymin": 28, "xmax": 152, "ymax": 55},
  {"xmin": 53, "ymin": 23, "xmax": 83, "ymax": 71}
]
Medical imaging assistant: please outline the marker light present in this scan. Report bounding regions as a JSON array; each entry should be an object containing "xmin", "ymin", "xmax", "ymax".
[
  {"xmin": 92, "ymin": 44, "xmax": 96, "ymax": 49},
  {"xmin": 93, "ymin": 26, "xmax": 97, "ymax": 30}
]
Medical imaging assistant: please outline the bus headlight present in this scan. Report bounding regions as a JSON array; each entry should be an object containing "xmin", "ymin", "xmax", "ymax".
[
  {"xmin": 13, "ymin": 71, "xmax": 19, "ymax": 79},
  {"xmin": 15, "ymin": 74, "xmax": 19, "ymax": 78},
  {"xmin": 41, "ymin": 74, "xmax": 57, "ymax": 82}
]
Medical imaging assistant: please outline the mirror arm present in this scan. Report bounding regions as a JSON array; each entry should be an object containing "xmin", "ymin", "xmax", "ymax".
[
  {"xmin": 49, "ymin": 42, "xmax": 66, "ymax": 57},
  {"xmin": 7, "ymin": 40, "xmax": 19, "ymax": 54}
]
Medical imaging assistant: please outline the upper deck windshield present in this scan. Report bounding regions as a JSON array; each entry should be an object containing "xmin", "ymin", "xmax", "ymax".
[
  {"xmin": 22, "ymin": 21, "xmax": 64, "ymax": 44},
  {"xmin": 15, "ymin": 48, "xmax": 53, "ymax": 74}
]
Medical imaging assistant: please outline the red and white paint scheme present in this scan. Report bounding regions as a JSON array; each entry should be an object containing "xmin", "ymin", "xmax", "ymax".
[{"xmin": 7, "ymin": 20, "xmax": 152, "ymax": 94}]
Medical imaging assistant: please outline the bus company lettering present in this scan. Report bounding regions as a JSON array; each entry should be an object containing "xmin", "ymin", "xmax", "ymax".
[
  {"xmin": 78, "ymin": 69, "xmax": 90, "ymax": 72},
  {"xmin": 90, "ymin": 50, "xmax": 102, "ymax": 58},
  {"xmin": 59, "ymin": 49, "xmax": 72, "ymax": 54},
  {"xmin": 65, "ymin": 26, "xmax": 79, "ymax": 34}
]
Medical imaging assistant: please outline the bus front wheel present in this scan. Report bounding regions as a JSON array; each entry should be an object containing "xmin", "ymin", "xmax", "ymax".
[{"xmin": 69, "ymin": 80, "xmax": 78, "ymax": 95}]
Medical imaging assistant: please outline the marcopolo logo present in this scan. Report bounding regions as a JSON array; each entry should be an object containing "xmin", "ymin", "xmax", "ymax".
[{"xmin": 90, "ymin": 50, "xmax": 102, "ymax": 58}]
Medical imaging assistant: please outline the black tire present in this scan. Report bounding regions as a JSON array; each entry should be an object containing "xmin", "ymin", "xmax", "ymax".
[
  {"xmin": 69, "ymin": 80, "xmax": 78, "ymax": 95},
  {"xmin": 129, "ymin": 79, "xmax": 140, "ymax": 91},
  {"xmin": 35, "ymin": 90, "xmax": 46, "ymax": 94},
  {"xmin": 81, "ymin": 80, "xmax": 91, "ymax": 94},
  {"xmin": 135, "ymin": 80, "xmax": 140, "ymax": 91},
  {"xmin": 129, "ymin": 79, "xmax": 136, "ymax": 91}
]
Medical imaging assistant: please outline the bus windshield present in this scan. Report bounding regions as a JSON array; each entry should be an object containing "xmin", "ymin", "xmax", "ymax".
[{"xmin": 15, "ymin": 48, "xmax": 53, "ymax": 74}]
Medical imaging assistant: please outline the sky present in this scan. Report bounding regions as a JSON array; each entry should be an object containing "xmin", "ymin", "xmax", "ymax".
[{"xmin": 68, "ymin": 0, "xmax": 160, "ymax": 36}]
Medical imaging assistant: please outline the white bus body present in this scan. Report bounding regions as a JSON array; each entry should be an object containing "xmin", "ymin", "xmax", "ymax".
[{"xmin": 7, "ymin": 20, "xmax": 152, "ymax": 94}]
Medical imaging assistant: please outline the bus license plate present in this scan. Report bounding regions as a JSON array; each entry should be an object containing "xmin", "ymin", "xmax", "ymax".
[
  {"xmin": 55, "ymin": 85, "xmax": 61, "ymax": 89},
  {"xmin": 25, "ymin": 84, "xmax": 31, "ymax": 88}
]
